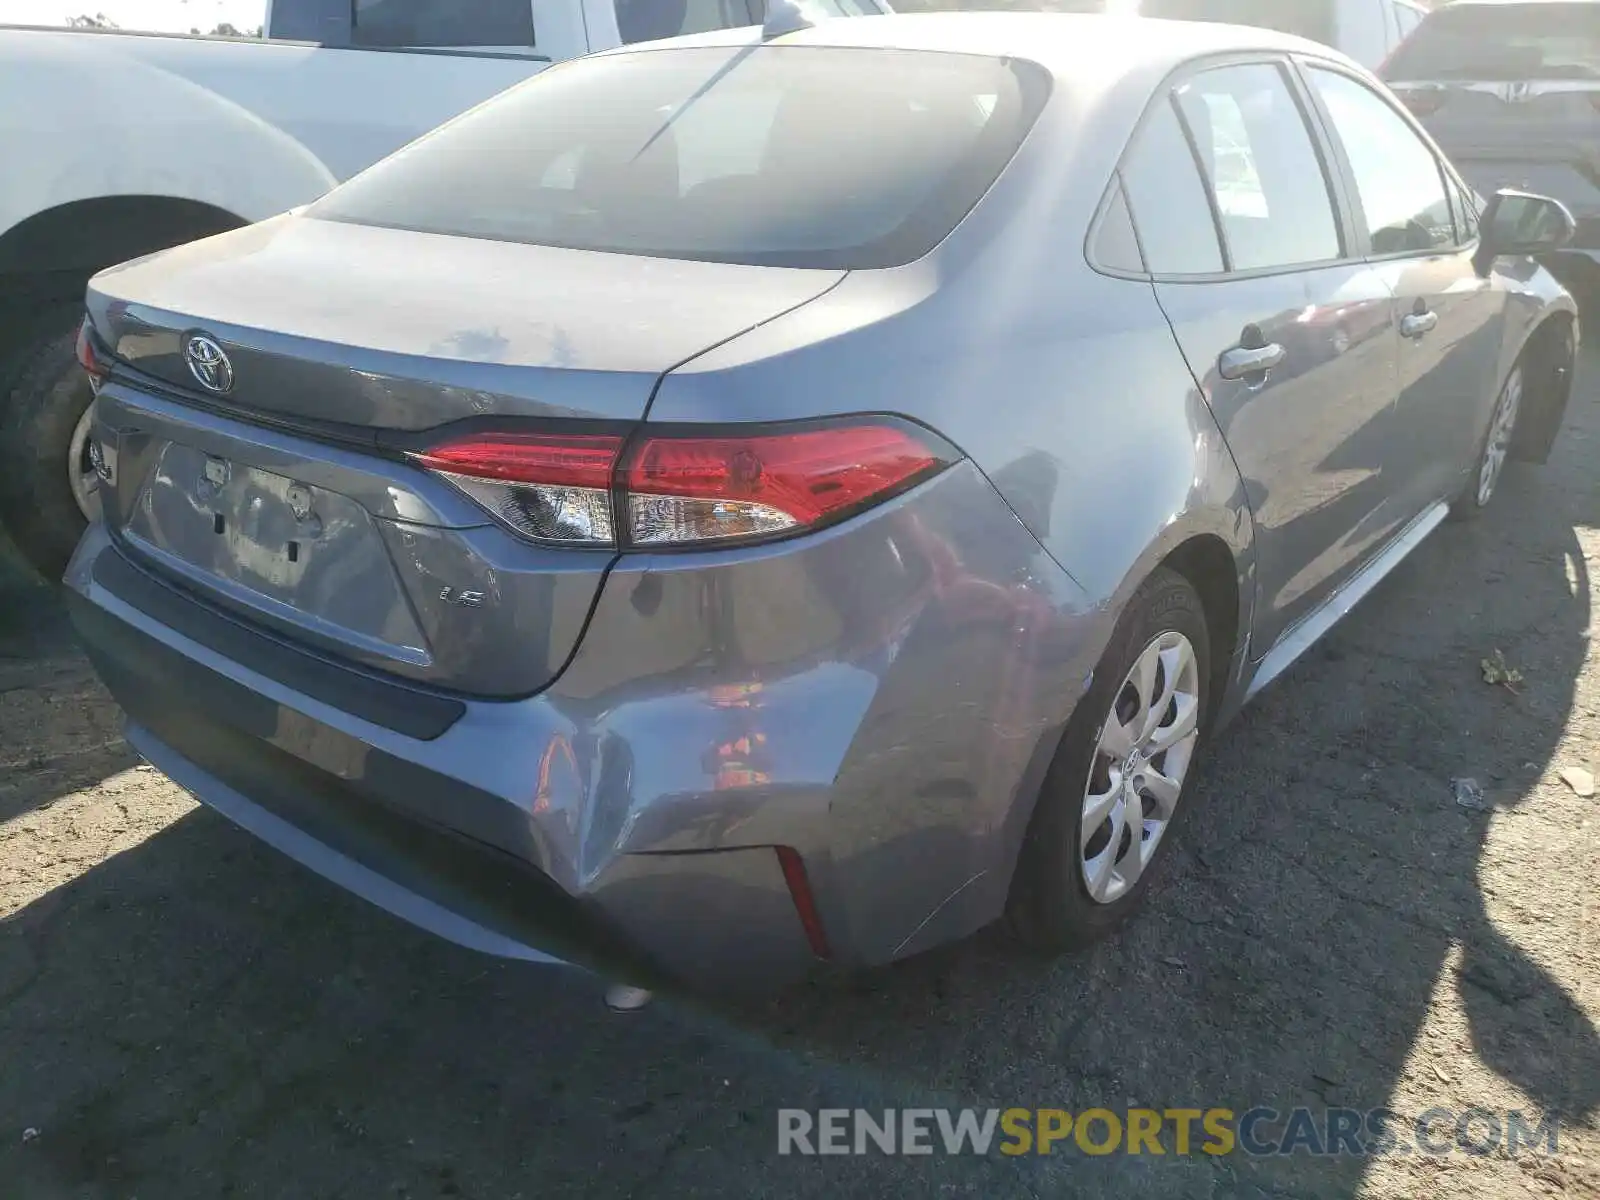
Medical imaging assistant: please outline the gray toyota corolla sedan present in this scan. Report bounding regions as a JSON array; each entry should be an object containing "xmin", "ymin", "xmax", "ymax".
[{"xmin": 65, "ymin": 12, "xmax": 1580, "ymax": 994}]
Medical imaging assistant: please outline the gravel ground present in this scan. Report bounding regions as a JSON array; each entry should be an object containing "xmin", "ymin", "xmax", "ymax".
[{"xmin": 1, "ymin": 348, "xmax": 1598, "ymax": 1200}]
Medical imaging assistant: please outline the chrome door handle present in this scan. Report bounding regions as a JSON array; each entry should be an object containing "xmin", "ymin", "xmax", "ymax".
[
  {"xmin": 1400, "ymin": 310, "xmax": 1439, "ymax": 338},
  {"xmin": 1218, "ymin": 342, "xmax": 1286, "ymax": 381}
]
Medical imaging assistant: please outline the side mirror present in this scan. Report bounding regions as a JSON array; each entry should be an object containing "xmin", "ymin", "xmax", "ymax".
[{"xmin": 1475, "ymin": 189, "xmax": 1575, "ymax": 272}]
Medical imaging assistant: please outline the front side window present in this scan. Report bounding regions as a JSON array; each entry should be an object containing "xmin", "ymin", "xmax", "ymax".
[
  {"xmin": 352, "ymin": 0, "xmax": 535, "ymax": 48},
  {"xmin": 1172, "ymin": 63, "xmax": 1342, "ymax": 270},
  {"xmin": 1120, "ymin": 97, "xmax": 1226, "ymax": 275},
  {"xmin": 310, "ymin": 46, "xmax": 1050, "ymax": 269},
  {"xmin": 1307, "ymin": 67, "xmax": 1455, "ymax": 255}
]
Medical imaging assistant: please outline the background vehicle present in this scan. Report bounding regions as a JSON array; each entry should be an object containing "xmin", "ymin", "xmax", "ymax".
[
  {"xmin": 897, "ymin": 0, "xmax": 1429, "ymax": 68},
  {"xmin": 62, "ymin": 15, "xmax": 1578, "ymax": 990},
  {"xmin": 1379, "ymin": 0, "xmax": 1600, "ymax": 305},
  {"xmin": 0, "ymin": 0, "xmax": 888, "ymax": 583}
]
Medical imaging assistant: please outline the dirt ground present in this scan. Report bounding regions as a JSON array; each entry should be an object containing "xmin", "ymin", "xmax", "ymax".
[{"xmin": 1, "ymin": 348, "xmax": 1598, "ymax": 1200}]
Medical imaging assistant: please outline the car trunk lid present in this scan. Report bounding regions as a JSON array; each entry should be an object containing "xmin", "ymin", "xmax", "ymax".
[
  {"xmin": 87, "ymin": 214, "xmax": 845, "ymax": 431},
  {"xmin": 85, "ymin": 215, "xmax": 845, "ymax": 697}
]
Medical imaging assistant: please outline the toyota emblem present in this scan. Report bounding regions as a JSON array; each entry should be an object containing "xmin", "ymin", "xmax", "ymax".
[
  {"xmin": 286, "ymin": 483, "xmax": 313, "ymax": 522},
  {"xmin": 184, "ymin": 333, "xmax": 234, "ymax": 394}
]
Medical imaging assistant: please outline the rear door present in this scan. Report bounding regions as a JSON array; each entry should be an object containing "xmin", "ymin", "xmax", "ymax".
[
  {"xmin": 1379, "ymin": 0, "xmax": 1600, "ymax": 249},
  {"xmin": 1302, "ymin": 62, "xmax": 1508, "ymax": 516},
  {"xmin": 1122, "ymin": 57, "xmax": 1403, "ymax": 655}
]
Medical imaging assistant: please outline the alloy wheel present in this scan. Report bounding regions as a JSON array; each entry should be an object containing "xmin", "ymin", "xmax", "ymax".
[
  {"xmin": 1081, "ymin": 630, "xmax": 1201, "ymax": 905},
  {"xmin": 66, "ymin": 401, "xmax": 101, "ymax": 523},
  {"xmin": 1476, "ymin": 366, "xmax": 1522, "ymax": 508}
]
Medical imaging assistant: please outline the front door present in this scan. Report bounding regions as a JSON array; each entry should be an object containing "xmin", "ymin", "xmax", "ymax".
[{"xmin": 1302, "ymin": 63, "xmax": 1510, "ymax": 517}]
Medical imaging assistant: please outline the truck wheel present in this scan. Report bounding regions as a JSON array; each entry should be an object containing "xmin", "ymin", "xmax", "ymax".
[{"xmin": 0, "ymin": 306, "xmax": 98, "ymax": 583}]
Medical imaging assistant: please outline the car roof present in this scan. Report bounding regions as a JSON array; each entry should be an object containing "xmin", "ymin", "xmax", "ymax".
[{"xmin": 600, "ymin": 11, "xmax": 1360, "ymax": 80}]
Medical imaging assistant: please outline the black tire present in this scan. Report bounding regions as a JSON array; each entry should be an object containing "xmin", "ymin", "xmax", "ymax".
[
  {"xmin": 1450, "ymin": 357, "xmax": 1524, "ymax": 523},
  {"xmin": 1545, "ymin": 253, "xmax": 1600, "ymax": 320},
  {"xmin": 1007, "ymin": 567, "xmax": 1211, "ymax": 952},
  {"xmin": 0, "ymin": 304, "xmax": 97, "ymax": 583}
]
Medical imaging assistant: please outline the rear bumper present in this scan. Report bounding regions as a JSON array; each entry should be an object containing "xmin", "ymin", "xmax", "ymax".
[
  {"xmin": 67, "ymin": 557, "xmax": 812, "ymax": 992},
  {"xmin": 66, "ymin": 460, "xmax": 1103, "ymax": 992}
]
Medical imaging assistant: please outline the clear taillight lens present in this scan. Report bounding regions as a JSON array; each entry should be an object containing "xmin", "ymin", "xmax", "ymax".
[
  {"xmin": 412, "ymin": 432, "xmax": 622, "ymax": 545},
  {"xmin": 623, "ymin": 425, "xmax": 947, "ymax": 546},
  {"xmin": 412, "ymin": 420, "xmax": 955, "ymax": 549}
]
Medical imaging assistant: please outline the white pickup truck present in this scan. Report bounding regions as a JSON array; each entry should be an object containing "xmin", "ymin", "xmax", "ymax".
[{"xmin": 0, "ymin": 0, "xmax": 886, "ymax": 581}]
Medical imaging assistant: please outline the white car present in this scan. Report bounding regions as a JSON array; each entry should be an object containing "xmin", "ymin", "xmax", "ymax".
[
  {"xmin": 0, "ymin": 0, "xmax": 887, "ymax": 581},
  {"xmin": 934, "ymin": 0, "xmax": 1430, "ymax": 71}
]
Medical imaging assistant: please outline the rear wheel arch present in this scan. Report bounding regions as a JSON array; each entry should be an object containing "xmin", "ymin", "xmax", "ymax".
[
  {"xmin": 0, "ymin": 196, "xmax": 249, "ymax": 581},
  {"xmin": 1006, "ymin": 565, "xmax": 1213, "ymax": 951},
  {"xmin": 0, "ymin": 194, "xmax": 249, "ymax": 285},
  {"xmin": 999, "ymin": 530, "xmax": 1246, "ymax": 941},
  {"xmin": 1159, "ymin": 533, "xmax": 1243, "ymax": 717}
]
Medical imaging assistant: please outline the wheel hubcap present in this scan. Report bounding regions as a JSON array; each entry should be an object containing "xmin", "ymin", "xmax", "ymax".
[
  {"xmin": 1476, "ymin": 367, "xmax": 1521, "ymax": 508},
  {"xmin": 66, "ymin": 401, "xmax": 101, "ymax": 524},
  {"xmin": 1081, "ymin": 630, "xmax": 1201, "ymax": 905}
]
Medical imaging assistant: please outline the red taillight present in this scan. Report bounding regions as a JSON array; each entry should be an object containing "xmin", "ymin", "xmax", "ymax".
[
  {"xmin": 775, "ymin": 845, "xmax": 831, "ymax": 960},
  {"xmin": 412, "ymin": 433, "xmax": 620, "ymax": 489},
  {"xmin": 623, "ymin": 424, "xmax": 945, "ymax": 546},
  {"xmin": 414, "ymin": 432, "xmax": 624, "ymax": 545},
  {"xmin": 1589, "ymin": 92, "xmax": 1600, "ymax": 112},
  {"xmin": 412, "ymin": 420, "xmax": 953, "ymax": 549},
  {"xmin": 75, "ymin": 316, "xmax": 107, "ymax": 392}
]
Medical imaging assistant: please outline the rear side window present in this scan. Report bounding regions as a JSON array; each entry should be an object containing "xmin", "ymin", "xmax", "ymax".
[
  {"xmin": 352, "ymin": 0, "xmax": 535, "ymax": 47},
  {"xmin": 1092, "ymin": 179, "xmax": 1145, "ymax": 273},
  {"xmin": 1307, "ymin": 67, "xmax": 1455, "ymax": 254},
  {"xmin": 1172, "ymin": 63, "xmax": 1342, "ymax": 270},
  {"xmin": 1121, "ymin": 98, "xmax": 1225, "ymax": 274},
  {"xmin": 1381, "ymin": 1, "xmax": 1600, "ymax": 80},
  {"xmin": 309, "ymin": 46, "xmax": 1049, "ymax": 269}
]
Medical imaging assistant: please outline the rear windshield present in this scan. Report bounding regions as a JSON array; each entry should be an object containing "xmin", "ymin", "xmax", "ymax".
[
  {"xmin": 308, "ymin": 45, "xmax": 1050, "ymax": 269},
  {"xmin": 1382, "ymin": 2, "xmax": 1600, "ymax": 81}
]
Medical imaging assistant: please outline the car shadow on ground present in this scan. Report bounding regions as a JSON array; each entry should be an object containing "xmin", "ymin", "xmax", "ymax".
[
  {"xmin": 739, "ymin": 350, "xmax": 1600, "ymax": 1194},
  {"xmin": 1, "ymin": 531, "xmax": 138, "ymax": 826},
  {"xmin": 3, "ymin": 356, "xmax": 1598, "ymax": 1199}
]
